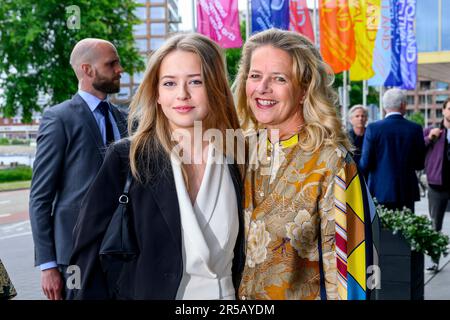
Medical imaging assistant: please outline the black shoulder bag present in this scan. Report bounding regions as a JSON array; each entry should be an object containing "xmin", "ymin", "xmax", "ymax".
[{"xmin": 99, "ymin": 170, "xmax": 139, "ymax": 297}]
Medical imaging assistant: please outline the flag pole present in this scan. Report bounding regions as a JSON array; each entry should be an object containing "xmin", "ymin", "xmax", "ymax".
[
  {"xmin": 192, "ymin": 0, "xmax": 196, "ymax": 31},
  {"xmin": 343, "ymin": 71, "xmax": 348, "ymax": 123},
  {"xmin": 379, "ymin": 85, "xmax": 383, "ymax": 120},
  {"xmin": 363, "ymin": 80, "xmax": 368, "ymax": 107},
  {"xmin": 313, "ymin": 0, "xmax": 318, "ymax": 46}
]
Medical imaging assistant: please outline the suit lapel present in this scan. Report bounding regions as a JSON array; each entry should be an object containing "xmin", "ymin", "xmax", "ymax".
[
  {"xmin": 71, "ymin": 94, "xmax": 105, "ymax": 156},
  {"xmin": 110, "ymin": 107, "xmax": 128, "ymax": 139},
  {"xmin": 147, "ymin": 152, "xmax": 182, "ymax": 253}
]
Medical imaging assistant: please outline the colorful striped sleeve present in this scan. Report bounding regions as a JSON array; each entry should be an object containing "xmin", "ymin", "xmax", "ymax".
[{"xmin": 334, "ymin": 156, "xmax": 380, "ymax": 300}]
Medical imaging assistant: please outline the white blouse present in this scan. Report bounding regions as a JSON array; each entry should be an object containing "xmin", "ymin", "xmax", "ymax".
[{"xmin": 170, "ymin": 145, "xmax": 239, "ymax": 300}]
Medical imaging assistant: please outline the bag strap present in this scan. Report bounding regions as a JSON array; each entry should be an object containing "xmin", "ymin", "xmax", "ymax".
[{"xmin": 118, "ymin": 170, "xmax": 133, "ymax": 204}]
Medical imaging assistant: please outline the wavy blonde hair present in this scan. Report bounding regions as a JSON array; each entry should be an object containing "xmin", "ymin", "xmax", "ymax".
[
  {"xmin": 128, "ymin": 33, "xmax": 240, "ymax": 184},
  {"xmin": 233, "ymin": 28, "xmax": 351, "ymax": 153}
]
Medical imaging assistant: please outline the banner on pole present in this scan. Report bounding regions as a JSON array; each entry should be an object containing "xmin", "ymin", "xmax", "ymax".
[
  {"xmin": 197, "ymin": 0, "xmax": 243, "ymax": 48},
  {"xmin": 319, "ymin": 0, "xmax": 356, "ymax": 74},
  {"xmin": 384, "ymin": 0, "xmax": 403, "ymax": 87},
  {"xmin": 289, "ymin": 0, "xmax": 315, "ymax": 43},
  {"xmin": 349, "ymin": 0, "xmax": 381, "ymax": 81},
  {"xmin": 399, "ymin": 0, "xmax": 417, "ymax": 90},
  {"xmin": 368, "ymin": 0, "xmax": 392, "ymax": 87},
  {"xmin": 251, "ymin": 0, "xmax": 290, "ymax": 34}
]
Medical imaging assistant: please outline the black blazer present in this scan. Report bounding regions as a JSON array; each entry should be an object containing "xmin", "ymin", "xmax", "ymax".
[{"xmin": 69, "ymin": 140, "xmax": 245, "ymax": 299}]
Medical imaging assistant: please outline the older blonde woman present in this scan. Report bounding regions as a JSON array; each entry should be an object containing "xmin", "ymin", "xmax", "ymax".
[{"xmin": 233, "ymin": 29, "xmax": 378, "ymax": 300}]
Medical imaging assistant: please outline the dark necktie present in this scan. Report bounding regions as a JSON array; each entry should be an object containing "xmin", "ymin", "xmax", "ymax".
[{"xmin": 97, "ymin": 101, "xmax": 115, "ymax": 145}]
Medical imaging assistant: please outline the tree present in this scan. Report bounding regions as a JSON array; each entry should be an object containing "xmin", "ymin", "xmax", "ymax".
[
  {"xmin": 0, "ymin": 0, "xmax": 145, "ymax": 122},
  {"xmin": 407, "ymin": 111, "xmax": 425, "ymax": 127}
]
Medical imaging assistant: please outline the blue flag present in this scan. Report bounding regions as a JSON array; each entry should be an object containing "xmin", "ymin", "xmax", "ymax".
[
  {"xmin": 251, "ymin": 0, "xmax": 290, "ymax": 34},
  {"xmin": 384, "ymin": 0, "xmax": 403, "ymax": 87},
  {"xmin": 368, "ymin": 0, "xmax": 392, "ymax": 87}
]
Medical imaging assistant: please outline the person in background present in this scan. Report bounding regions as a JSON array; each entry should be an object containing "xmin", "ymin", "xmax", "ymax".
[
  {"xmin": 360, "ymin": 88, "xmax": 426, "ymax": 213},
  {"xmin": 29, "ymin": 38, "xmax": 127, "ymax": 300},
  {"xmin": 347, "ymin": 104, "xmax": 368, "ymax": 166},
  {"xmin": 423, "ymin": 97, "xmax": 450, "ymax": 272}
]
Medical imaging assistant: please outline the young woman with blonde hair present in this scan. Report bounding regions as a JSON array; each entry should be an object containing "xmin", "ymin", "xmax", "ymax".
[
  {"xmin": 70, "ymin": 33, "xmax": 245, "ymax": 300},
  {"xmin": 233, "ymin": 28, "xmax": 378, "ymax": 300}
]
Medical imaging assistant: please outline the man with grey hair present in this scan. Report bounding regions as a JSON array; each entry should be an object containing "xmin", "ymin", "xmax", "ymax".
[
  {"xmin": 29, "ymin": 38, "xmax": 128, "ymax": 300},
  {"xmin": 347, "ymin": 104, "xmax": 368, "ymax": 166},
  {"xmin": 360, "ymin": 88, "xmax": 425, "ymax": 212}
]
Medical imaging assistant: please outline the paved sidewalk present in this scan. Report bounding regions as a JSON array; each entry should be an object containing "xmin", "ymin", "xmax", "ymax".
[
  {"xmin": 416, "ymin": 196, "xmax": 450, "ymax": 299},
  {"xmin": 0, "ymin": 229, "xmax": 45, "ymax": 300}
]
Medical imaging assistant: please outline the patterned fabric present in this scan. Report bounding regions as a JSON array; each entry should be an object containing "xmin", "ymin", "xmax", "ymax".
[
  {"xmin": 334, "ymin": 160, "xmax": 379, "ymax": 299},
  {"xmin": 0, "ymin": 259, "xmax": 17, "ymax": 300},
  {"xmin": 238, "ymin": 132, "xmax": 379, "ymax": 300}
]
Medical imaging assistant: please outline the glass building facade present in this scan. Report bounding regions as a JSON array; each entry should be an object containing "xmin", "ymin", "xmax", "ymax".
[{"xmin": 113, "ymin": 0, "xmax": 180, "ymax": 104}]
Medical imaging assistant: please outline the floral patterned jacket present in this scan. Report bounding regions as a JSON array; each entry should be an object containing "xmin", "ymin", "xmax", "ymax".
[
  {"xmin": 0, "ymin": 259, "xmax": 17, "ymax": 300},
  {"xmin": 238, "ymin": 133, "xmax": 379, "ymax": 300}
]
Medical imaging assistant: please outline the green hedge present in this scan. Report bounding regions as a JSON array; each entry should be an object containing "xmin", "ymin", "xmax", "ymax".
[
  {"xmin": 0, "ymin": 166, "xmax": 33, "ymax": 182},
  {"xmin": 0, "ymin": 138, "xmax": 31, "ymax": 145},
  {"xmin": 377, "ymin": 201, "xmax": 449, "ymax": 262},
  {"xmin": 10, "ymin": 139, "xmax": 31, "ymax": 145}
]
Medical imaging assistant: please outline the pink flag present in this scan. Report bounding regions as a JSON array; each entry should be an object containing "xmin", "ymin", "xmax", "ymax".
[
  {"xmin": 197, "ymin": 0, "xmax": 243, "ymax": 49},
  {"xmin": 289, "ymin": 0, "xmax": 315, "ymax": 43}
]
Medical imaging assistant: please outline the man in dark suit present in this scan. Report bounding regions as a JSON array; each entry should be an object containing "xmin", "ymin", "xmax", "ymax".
[
  {"xmin": 29, "ymin": 38, "xmax": 128, "ymax": 300},
  {"xmin": 359, "ymin": 88, "xmax": 425, "ymax": 212}
]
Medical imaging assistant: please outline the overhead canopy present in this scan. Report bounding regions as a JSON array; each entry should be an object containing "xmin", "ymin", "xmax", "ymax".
[{"xmin": 418, "ymin": 51, "xmax": 450, "ymax": 83}]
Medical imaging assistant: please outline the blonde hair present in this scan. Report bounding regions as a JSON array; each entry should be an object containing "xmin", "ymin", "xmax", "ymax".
[
  {"xmin": 233, "ymin": 28, "xmax": 351, "ymax": 153},
  {"xmin": 128, "ymin": 33, "xmax": 240, "ymax": 184},
  {"xmin": 348, "ymin": 104, "xmax": 368, "ymax": 120}
]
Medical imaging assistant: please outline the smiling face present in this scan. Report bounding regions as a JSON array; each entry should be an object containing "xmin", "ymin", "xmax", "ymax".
[
  {"xmin": 246, "ymin": 45, "xmax": 304, "ymax": 137},
  {"xmin": 157, "ymin": 50, "xmax": 209, "ymax": 131}
]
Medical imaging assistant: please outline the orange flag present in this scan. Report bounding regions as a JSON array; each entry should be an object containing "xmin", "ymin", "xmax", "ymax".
[{"xmin": 319, "ymin": 0, "xmax": 356, "ymax": 73}]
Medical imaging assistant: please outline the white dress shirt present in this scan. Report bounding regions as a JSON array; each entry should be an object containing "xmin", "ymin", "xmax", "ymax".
[
  {"xmin": 171, "ymin": 144, "xmax": 239, "ymax": 300},
  {"xmin": 385, "ymin": 111, "xmax": 403, "ymax": 118}
]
